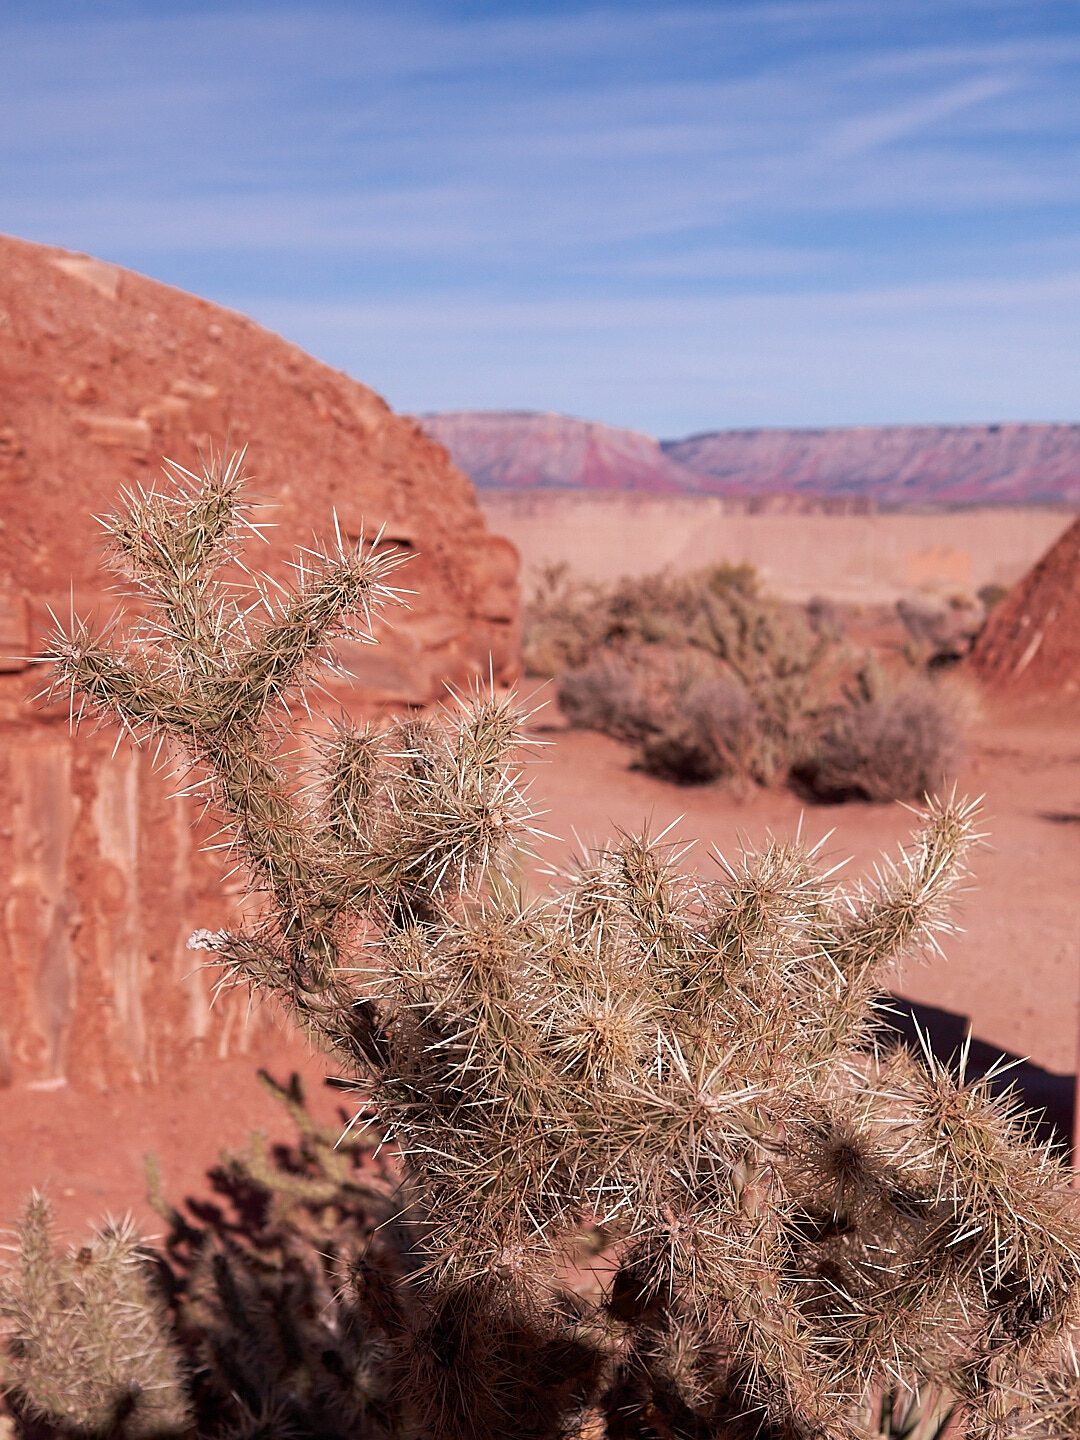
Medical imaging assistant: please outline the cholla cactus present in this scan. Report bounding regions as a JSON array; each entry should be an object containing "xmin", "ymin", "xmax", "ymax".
[
  {"xmin": 43, "ymin": 453, "xmax": 1080, "ymax": 1439},
  {"xmin": 0, "ymin": 1194, "xmax": 189, "ymax": 1437},
  {"xmin": 142, "ymin": 1069, "xmax": 405, "ymax": 1440}
]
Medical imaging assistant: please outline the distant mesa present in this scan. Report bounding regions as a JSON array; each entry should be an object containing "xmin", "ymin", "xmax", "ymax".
[
  {"xmin": 421, "ymin": 409, "xmax": 700, "ymax": 495},
  {"xmin": 421, "ymin": 410, "xmax": 1080, "ymax": 510}
]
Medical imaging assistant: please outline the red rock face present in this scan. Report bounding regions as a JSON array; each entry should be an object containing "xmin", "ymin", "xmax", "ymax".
[
  {"xmin": 968, "ymin": 516, "xmax": 1080, "ymax": 696},
  {"xmin": 0, "ymin": 233, "xmax": 521, "ymax": 1088},
  {"xmin": 423, "ymin": 411, "xmax": 1080, "ymax": 508}
]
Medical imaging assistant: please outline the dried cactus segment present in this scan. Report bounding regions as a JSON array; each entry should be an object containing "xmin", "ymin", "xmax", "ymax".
[
  {"xmin": 104, "ymin": 449, "xmax": 254, "ymax": 585},
  {"xmin": 321, "ymin": 720, "xmax": 384, "ymax": 848}
]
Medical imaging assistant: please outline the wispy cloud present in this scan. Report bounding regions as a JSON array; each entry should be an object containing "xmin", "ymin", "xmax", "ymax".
[
  {"xmin": 2, "ymin": 0, "xmax": 1079, "ymax": 428},
  {"xmin": 247, "ymin": 269, "xmax": 1080, "ymax": 433},
  {"xmin": 818, "ymin": 75, "xmax": 1017, "ymax": 157}
]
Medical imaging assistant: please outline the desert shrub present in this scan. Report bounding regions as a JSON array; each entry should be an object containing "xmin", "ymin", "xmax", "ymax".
[
  {"xmin": 800, "ymin": 682, "xmax": 961, "ymax": 803},
  {"xmin": 523, "ymin": 564, "xmax": 608, "ymax": 675},
  {"xmin": 977, "ymin": 582, "xmax": 1009, "ymax": 613},
  {"xmin": 544, "ymin": 563, "xmax": 838, "ymax": 789},
  {"xmin": 556, "ymin": 658, "xmax": 781, "ymax": 787},
  {"xmin": 544, "ymin": 567, "xmax": 967, "ymax": 801},
  {"xmin": 26, "ymin": 452, "xmax": 1080, "ymax": 1439},
  {"xmin": 691, "ymin": 580, "xmax": 834, "ymax": 777},
  {"xmin": 555, "ymin": 659, "xmax": 660, "ymax": 743},
  {"xmin": 523, "ymin": 562, "xmax": 762, "ymax": 677},
  {"xmin": 556, "ymin": 656, "xmax": 792, "ymax": 789},
  {"xmin": 897, "ymin": 593, "xmax": 984, "ymax": 668},
  {"xmin": 601, "ymin": 561, "xmax": 760, "ymax": 652},
  {"xmin": 805, "ymin": 594, "xmax": 846, "ymax": 643},
  {"xmin": 635, "ymin": 717, "xmax": 722, "ymax": 786},
  {"xmin": 638, "ymin": 677, "xmax": 783, "ymax": 787}
]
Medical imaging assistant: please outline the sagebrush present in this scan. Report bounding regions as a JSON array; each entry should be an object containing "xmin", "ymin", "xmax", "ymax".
[
  {"xmin": 535, "ymin": 566, "xmax": 959, "ymax": 797},
  {"xmin": 799, "ymin": 682, "xmax": 962, "ymax": 804},
  {"xmin": 15, "ymin": 452, "xmax": 1080, "ymax": 1439}
]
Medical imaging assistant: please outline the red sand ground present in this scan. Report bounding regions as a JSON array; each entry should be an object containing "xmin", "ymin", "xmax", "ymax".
[{"xmin": 4, "ymin": 689, "xmax": 1078, "ymax": 1244}]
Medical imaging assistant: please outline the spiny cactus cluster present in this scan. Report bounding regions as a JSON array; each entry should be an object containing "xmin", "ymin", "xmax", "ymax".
[
  {"xmin": 1, "ymin": 1074, "xmax": 402, "ymax": 1440},
  {"xmin": 0, "ymin": 1196, "xmax": 189, "ymax": 1437},
  {"xmin": 146, "ymin": 1069, "xmax": 406, "ymax": 1440},
  {"xmin": 29, "ymin": 452, "xmax": 1080, "ymax": 1439}
]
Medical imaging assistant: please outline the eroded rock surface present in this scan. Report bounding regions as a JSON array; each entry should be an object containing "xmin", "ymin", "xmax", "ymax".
[
  {"xmin": 969, "ymin": 515, "xmax": 1080, "ymax": 696},
  {"xmin": 0, "ymin": 233, "xmax": 520, "ymax": 1087}
]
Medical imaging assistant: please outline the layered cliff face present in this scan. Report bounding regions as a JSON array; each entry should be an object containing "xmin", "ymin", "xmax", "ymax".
[
  {"xmin": 0, "ymin": 234, "xmax": 520, "ymax": 1088},
  {"xmin": 664, "ymin": 424, "xmax": 1080, "ymax": 507},
  {"xmin": 423, "ymin": 410, "xmax": 1080, "ymax": 508},
  {"xmin": 420, "ymin": 410, "xmax": 701, "ymax": 493},
  {"xmin": 969, "ymin": 515, "xmax": 1080, "ymax": 697},
  {"xmin": 0, "ymin": 236, "xmax": 519, "ymax": 704}
]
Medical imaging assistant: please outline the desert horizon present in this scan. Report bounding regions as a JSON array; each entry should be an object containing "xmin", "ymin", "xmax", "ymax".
[{"xmin": 423, "ymin": 407, "xmax": 1080, "ymax": 508}]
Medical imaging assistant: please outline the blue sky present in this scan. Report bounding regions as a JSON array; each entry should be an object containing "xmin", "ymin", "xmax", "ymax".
[{"xmin": 4, "ymin": 0, "xmax": 1080, "ymax": 434}]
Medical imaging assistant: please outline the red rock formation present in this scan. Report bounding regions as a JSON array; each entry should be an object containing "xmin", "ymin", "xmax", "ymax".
[
  {"xmin": 968, "ymin": 516, "xmax": 1080, "ymax": 696},
  {"xmin": 0, "ymin": 233, "xmax": 520, "ymax": 1089},
  {"xmin": 665, "ymin": 425, "xmax": 1080, "ymax": 507},
  {"xmin": 420, "ymin": 410, "xmax": 701, "ymax": 493},
  {"xmin": 423, "ymin": 411, "xmax": 1080, "ymax": 508}
]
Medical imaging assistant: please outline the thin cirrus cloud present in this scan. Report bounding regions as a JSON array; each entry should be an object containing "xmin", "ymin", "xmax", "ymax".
[
  {"xmin": 2, "ymin": 0, "xmax": 1079, "ymax": 432},
  {"xmin": 249, "ymin": 268, "xmax": 1080, "ymax": 434},
  {"xmin": 816, "ymin": 74, "xmax": 1018, "ymax": 158}
]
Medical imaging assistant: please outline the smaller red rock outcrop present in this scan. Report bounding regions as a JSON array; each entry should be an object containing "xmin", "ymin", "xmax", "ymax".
[{"xmin": 968, "ymin": 515, "xmax": 1080, "ymax": 695}]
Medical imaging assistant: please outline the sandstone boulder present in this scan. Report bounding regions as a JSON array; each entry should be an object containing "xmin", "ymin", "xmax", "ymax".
[{"xmin": 0, "ymin": 233, "xmax": 520, "ymax": 1088}]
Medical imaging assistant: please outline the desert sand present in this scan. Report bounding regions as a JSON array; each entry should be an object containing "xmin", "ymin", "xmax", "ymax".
[{"xmin": 480, "ymin": 489, "xmax": 1076, "ymax": 604}]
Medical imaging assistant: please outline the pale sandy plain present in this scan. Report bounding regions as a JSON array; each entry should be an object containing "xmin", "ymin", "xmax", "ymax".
[{"xmin": 480, "ymin": 491, "xmax": 1076, "ymax": 603}]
